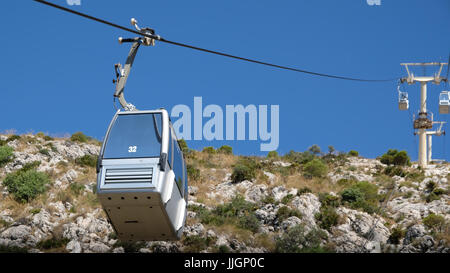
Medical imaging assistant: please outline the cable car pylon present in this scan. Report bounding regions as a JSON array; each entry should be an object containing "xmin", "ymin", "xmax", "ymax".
[{"xmin": 399, "ymin": 62, "xmax": 448, "ymax": 168}]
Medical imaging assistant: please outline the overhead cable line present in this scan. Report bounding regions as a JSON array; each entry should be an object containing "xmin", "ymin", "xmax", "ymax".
[{"xmin": 34, "ymin": 0, "xmax": 400, "ymax": 83}]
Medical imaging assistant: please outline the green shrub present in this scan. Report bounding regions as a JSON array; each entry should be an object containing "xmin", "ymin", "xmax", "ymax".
[
  {"xmin": 238, "ymin": 212, "xmax": 260, "ymax": 233},
  {"xmin": 0, "ymin": 145, "xmax": 14, "ymax": 166},
  {"xmin": 177, "ymin": 139, "xmax": 189, "ymax": 155},
  {"xmin": 3, "ymin": 169, "xmax": 51, "ymax": 203},
  {"xmin": 423, "ymin": 214, "xmax": 446, "ymax": 232},
  {"xmin": 37, "ymin": 237, "xmax": 70, "ymax": 250},
  {"xmin": 276, "ymin": 206, "xmax": 302, "ymax": 222},
  {"xmin": 392, "ymin": 151, "xmax": 410, "ymax": 166},
  {"xmin": 44, "ymin": 135, "xmax": 54, "ymax": 141},
  {"xmin": 30, "ymin": 208, "xmax": 41, "ymax": 215},
  {"xmin": 75, "ymin": 154, "xmax": 98, "ymax": 168},
  {"xmin": 380, "ymin": 149, "xmax": 410, "ymax": 166},
  {"xmin": 341, "ymin": 188, "xmax": 364, "ymax": 203},
  {"xmin": 425, "ymin": 194, "xmax": 438, "ymax": 203},
  {"xmin": 114, "ymin": 241, "xmax": 147, "ymax": 253},
  {"xmin": 6, "ymin": 135, "xmax": 21, "ymax": 142},
  {"xmin": 297, "ymin": 187, "xmax": 312, "ymax": 195},
  {"xmin": 70, "ymin": 132, "xmax": 88, "ymax": 143},
  {"xmin": 183, "ymin": 235, "xmax": 215, "ymax": 253},
  {"xmin": 432, "ymin": 188, "xmax": 446, "ymax": 195},
  {"xmin": 195, "ymin": 206, "xmax": 225, "ymax": 226},
  {"xmin": 403, "ymin": 191, "xmax": 413, "ymax": 199},
  {"xmin": 281, "ymin": 194, "xmax": 295, "ymax": 205},
  {"xmin": 214, "ymin": 195, "xmax": 256, "ymax": 219},
  {"xmin": 308, "ymin": 145, "xmax": 322, "ymax": 156},
  {"xmin": 348, "ymin": 150, "xmax": 359, "ymax": 157},
  {"xmin": 39, "ymin": 148, "xmax": 50, "ymax": 156},
  {"xmin": 337, "ymin": 178, "xmax": 356, "ymax": 187},
  {"xmin": 196, "ymin": 196, "xmax": 260, "ymax": 233},
  {"xmin": 231, "ymin": 164, "xmax": 254, "ymax": 183},
  {"xmin": 380, "ymin": 150, "xmax": 395, "ymax": 165},
  {"xmin": 384, "ymin": 166, "xmax": 406, "ymax": 177},
  {"xmin": 231, "ymin": 158, "xmax": 258, "ymax": 183},
  {"xmin": 69, "ymin": 182, "xmax": 85, "ymax": 196},
  {"xmin": 283, "ymin": 150, "xmax": 315, "ymax": 165},
  {"xmin": 36, "ymin": 132, "xmax": 46, "ymax": 138},
  {"xmin": 217, "ymin": 244, "xmax": 231, "ymax": 253},
  {"xmin": 0, "ymin": 245, "xmax": 28, "ymax": 253},
  {"xmin": 328, "ymin": 146, "xmax": 335, "ymax": 155},
  {"xmin": 318, "ymin": 193, "xmax": 340, "ymax": 207},
  {"xmin": 425, "ymin": 187, "xmax": 446, "ymax": 203},
  {"xmin": 267, "ymin": 151, "xmax": 279, "ymax": 158},
  {"xmin": 202, "ymin": 146, "xmax": 216, "ymax": 154},
  {"xmin": 340, "ymin": 181, "xmax": 380, "ymax": 214},
  {"xmin": 425, "ymin": 181, "xmax": 437, "ymax": 193},
  {"xmin": 187, "ymin": 164, "xmax": 201, "ymax": 181},
  {"xmin": 303, "ymin": 158, "xmax": 328, "ymax": 178},
  {"xmin": 46, "ymin": 143, "xmax": 58, "ymax": 153},
  {"xmin": 315, "ymin": 206, "xmax": 339, "ymax": 232},
  {"xmin": 217, "ymin": 145, "xmax": 233, "ymax": 155},
  {"xmin": 275, "ymin": 225, "xmax": 330, "ymax": 253},
  {"xmin": 22, "ymin": 161, "xmax": 41, "ymax": 172},
  {"xmin": 261, "ymin": 195, "xmax": 276, "ymax": 204},
  {"xmin": 405, "ymin": 170, "xmax": 425, "ymax": 182},
  {"xmin": 388, "ymin": 227, "xmax": 405, "ymax": 245}
]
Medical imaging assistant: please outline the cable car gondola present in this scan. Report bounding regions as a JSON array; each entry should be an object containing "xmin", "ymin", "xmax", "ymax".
[
  {"xmin": 96, "ymin": 19, "xmax": 187, "ymax": 241},
  {"xmin": 439, "ymin": 91, "xmax": 449, "ymax": 114},
  {"xmin": 398, "ymin": 83, "xmax": 409, "ymax": 111}
]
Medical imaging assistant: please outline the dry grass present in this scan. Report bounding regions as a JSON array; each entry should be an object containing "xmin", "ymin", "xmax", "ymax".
[
  {"xmin": 191, "ymin": 152, "xmax": 237, "ymax": 170},
  {"xmin": 185, "ymin": 214, "xmax": 199, "ymax": 227},
  {"xmin": 434, "ymin": 229, "xmax": 450, "ymax": 247},
  {"xmin": 186, "ymin": 153, "xmax": 239, "ymax": 206},
  {"xmin": 254, "ymin": 233, "xmax": 276, "ymax": 251},
  {"xmin": 209, "ymin": 224, "xmax": 254, "ymax": 245},
  {"xmin": 75, "ymin": 167, "xmax": 97, "ymax": 185},
  {"xmin": 0, "ymin": 196, "xmax": 29, "ymax": 218},
  {"xmin": 0, "ymin": 189, "xmax": 54, "ymax": 220},
  {"xmin": 281, "ymin": 174, "xmax": 345, "ymax": 194},
  {"xmin": 74, "ymin": 191, "xmax": 101, "ymax": 212}
]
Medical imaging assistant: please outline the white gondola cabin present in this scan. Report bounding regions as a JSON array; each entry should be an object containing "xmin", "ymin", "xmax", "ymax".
[
  {"xmin": 439, "ymin": 91, "xmax": 449, "ymax": 114},
  {"xmin": 96, "ymin": 109, "xmax": 187, "ymax": 241},
  {"xmin": 398, "ymin": 91, "xmax": 409, "ymax": 110}
]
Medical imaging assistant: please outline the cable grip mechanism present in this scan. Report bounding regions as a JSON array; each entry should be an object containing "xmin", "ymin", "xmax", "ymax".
[{"xmin": 113, "ymin": 18, "xmax": 158, "ymax": 111}]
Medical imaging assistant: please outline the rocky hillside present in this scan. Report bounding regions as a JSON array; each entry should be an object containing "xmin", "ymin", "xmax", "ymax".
[{"xmin": 0, "ymin": 133, "xmax": 449, "ymax": 253}]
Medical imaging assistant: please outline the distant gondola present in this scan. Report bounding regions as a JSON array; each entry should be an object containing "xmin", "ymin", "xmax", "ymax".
[
  {"xmin": 398, "ymin": 91, "xmax": 409, "ymax": 111},
  {"xmin": 439, "ymin": 91, "xmax": 449, "ymax": 114}
]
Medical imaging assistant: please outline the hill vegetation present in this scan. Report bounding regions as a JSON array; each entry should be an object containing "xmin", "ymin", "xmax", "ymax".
[{"xmin": 0, "ymin": 132, "xmax": 448, "ymax": 253}]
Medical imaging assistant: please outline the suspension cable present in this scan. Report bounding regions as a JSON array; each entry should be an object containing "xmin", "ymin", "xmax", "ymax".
[{"xmin": 34, "ymin": 0, "xmax": 400, "ymax": 83}]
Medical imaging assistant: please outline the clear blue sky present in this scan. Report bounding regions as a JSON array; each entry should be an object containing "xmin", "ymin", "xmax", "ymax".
[{"xmin": 1, "ymin": 0, "xmax": 449, "ymax": 161}]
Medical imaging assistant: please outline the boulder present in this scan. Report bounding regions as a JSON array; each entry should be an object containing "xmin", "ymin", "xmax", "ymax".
[
  {"xmin": 183, "ymin": 223, "xmax": 205, "ymax": 237},
  {"xmin": 403, "ymin": 224, "xmax": 426, "ymax": 245},
  {"xmin": 245, "ymin": 184, "xmax": 268, "ymax": 203},
  {"xmin": 0, "ymin": 225, "xmax": 32, "ymax": 241},
  {"xmin": 89, "ymin": 241, "xmax": 110, "ymax": 253},
  {"xmin": 66, "ymin": 240, "xmax": 82, "ymax": 253},
  {"xmin": 290, "ymin": 193, "xmax": 321, "ymax": 229},
  {"xmin": 280, "ymin": 216, "xmax": 302, "ymax": 231},
  {"xmin": 272, "ymin": 186, "xmax": 288, "ymax": 201},
  {"xmin": 31, "ymin": 209, "xmax": 55, "ymax": 234}
]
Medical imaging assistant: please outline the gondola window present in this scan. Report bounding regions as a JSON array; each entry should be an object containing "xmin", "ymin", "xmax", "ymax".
[{"xmin": 103, "ymin": 113, "xmax": 162, "ymax": 159}]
